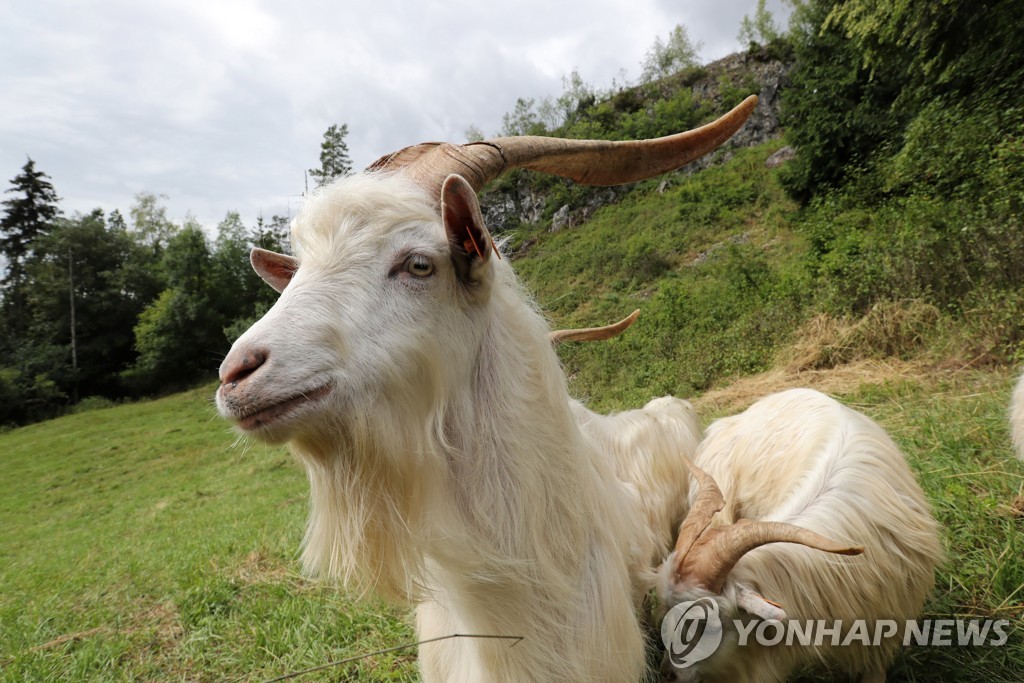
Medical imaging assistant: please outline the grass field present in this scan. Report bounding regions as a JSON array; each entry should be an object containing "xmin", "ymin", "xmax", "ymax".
[
  {"xmin": 1, "ymin": 366, "xmax": 1022, "ymax": 681},
  {"xmin": 2, "ymin": 143, "xmax": 1022, "ymax": 681},
  {"xmin": 0, "ymin": 386, "xmax": 417, "ymax": 682}
]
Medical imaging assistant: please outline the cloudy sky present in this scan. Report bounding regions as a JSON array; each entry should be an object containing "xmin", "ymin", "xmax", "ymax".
[{"xmin": 1, "ymin": 0, "xmax": 789, "ymax": 231}]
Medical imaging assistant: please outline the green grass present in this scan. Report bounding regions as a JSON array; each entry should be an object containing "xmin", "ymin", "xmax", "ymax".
[
  {"xmin": 2, "ymin": 371, "xmax": 1022, "ymax": 681},
  {"xmin": 0, "ymin": 385, "xmax": 416, "ymax": 682}
]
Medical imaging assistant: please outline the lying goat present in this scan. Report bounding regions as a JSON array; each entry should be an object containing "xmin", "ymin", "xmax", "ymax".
[{"xmin": 656, "ymin": 389, "xmax": 942, "ymax": 683}]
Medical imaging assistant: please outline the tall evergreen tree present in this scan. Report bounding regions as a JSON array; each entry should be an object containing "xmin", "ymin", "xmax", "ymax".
[
  {"xmin": 308, "ymin": 123, "xmax": 353, "ymax": 188},
  {"xmin": 0, "ymin": 158, "xmax": 61, "ymax": 338}
]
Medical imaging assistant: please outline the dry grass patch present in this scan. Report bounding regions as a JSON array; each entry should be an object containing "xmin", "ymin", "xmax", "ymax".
[
  {"xmin": 784, "ymin": 301, "xmax": 941, "ymax": 372},
  {"xmin": 233, "ymin": 549, "xmax": 296, "ymax": 586},
  {"xmin": 694, "ymin": 357, "xmax": 934, "ymax": 415}
]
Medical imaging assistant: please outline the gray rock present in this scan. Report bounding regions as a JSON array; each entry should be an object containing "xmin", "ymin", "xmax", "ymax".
[
  {"xmin": 765, "ymin": 146, "xmax": 797, "ymax": 168},
  {"xmin": 550, "ymin": 204, "xmax": 571, "ymax": 233}
]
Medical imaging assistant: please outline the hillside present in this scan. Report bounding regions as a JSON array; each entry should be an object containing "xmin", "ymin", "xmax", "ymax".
[
  {"xmin": 5, "ymin": 13, "xmax": 1024, "ymax": 678},
  {"xmin": 3, "ymin": 135, "xmax": 1023, "ymax": 679},
  {"xmin": 478, "ymin": 49, "xmax": 789, "ymax": 238}
]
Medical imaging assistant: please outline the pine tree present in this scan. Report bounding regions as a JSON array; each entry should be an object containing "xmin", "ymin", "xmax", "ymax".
[
  {"xmin": 1, "ymin": 158, "xmax": 61, "ymax": 276},
  {"xmin": 0, "ymin": 158, "xmax": 61, "ymax": 337},
  {"xmin": 308, "ymin": 123, "xmax": 353, "ymax": 188}
]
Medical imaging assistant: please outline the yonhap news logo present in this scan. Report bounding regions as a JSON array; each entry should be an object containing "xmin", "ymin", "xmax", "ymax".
[
  {"xmin": 661, "ymin": 600, "xmax": 1015, "ymax": 670},
  {"xmin": 661, "ymin": 598, "xmax": 724, "ymax": 669}
]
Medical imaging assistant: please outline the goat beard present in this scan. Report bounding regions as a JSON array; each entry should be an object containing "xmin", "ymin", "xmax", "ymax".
[{"xmin": 290, "ymin": 393, "xmax": 443, "ymax": 602}]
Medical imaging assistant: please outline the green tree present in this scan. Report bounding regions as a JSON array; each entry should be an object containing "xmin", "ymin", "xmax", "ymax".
[
  {"xmin": 777, "ymin": 0, "xmax": 904, "ymax": 201},
  {"xmin": 309, "ymin": 123, "xmax": 353, "ymax": 188},
  {"xmin": 212, "ymin": 212, "xmax": 265, "ymax": 332},
  {"xmin": 780, "ymin": 0, "xmax": 1024, "ymax": 204},
  {"xmin": 25, "ymin": 210, "xmax": 157, "ymax": 401},
  {"xmin": 824, "ymin": 0, "xmax": 1023, "ymax": 106},
  {"xmin": 501, "ymin": 98, "xmax": 550, "ymax": 137},
  {"xmin": 253, "ymin": 213, "xmax": 291, "ymax": 253},
  {"xmin": 738, "ymin": 0, "xmax": 783, "ymax": 49},
  {"xmin": 556, "ymin": 70, "xmax": 597, "ymax": 128},
  {"xmin": 0, "ymin": 158, "xmax": 61, "ymax": 338},
  {"xmin": 107, "ymin": 208, "xmax": 127, "ymax": 232},
  {"xmin": 216, "ymin": 212, "xmax": 288, "ymax": 342},
  {"xmin": 129, "ymin": 191, "xmax": 178, "ymax": 252},
  {"xmin": 640, "ymin": 25, "xmax": 702, "ymax": 83},
  {"xmin": 125, "ymin": 223, "xmax": 224, "ymax": 392}
]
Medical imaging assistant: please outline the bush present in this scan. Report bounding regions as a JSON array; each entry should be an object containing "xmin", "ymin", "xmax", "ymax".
[{"xmin": 799, "ymin": 193, "xmax": 1024, "ymax": 316}]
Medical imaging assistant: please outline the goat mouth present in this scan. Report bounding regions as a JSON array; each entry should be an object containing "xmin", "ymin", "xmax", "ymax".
[{"xmin": 234, "ymin": 383, "xmax": 335, "ymax": 432}]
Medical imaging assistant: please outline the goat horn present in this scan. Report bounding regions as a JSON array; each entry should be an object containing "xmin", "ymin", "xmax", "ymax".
[
  {"xmin": 683, "ymin": 520, "xmax": 864, "ymax": 594},
  {"xmin": 672, "ymin": 460, "xmax": 726, "ymax": 563},
  {"xmin": 369, "ymin": 95, "xmax": 758, "ymax": 199},
  {"xmin": 672, "ymin": 463, "xmax": 863, "ymax": 593},
  {"xmin": 549, "ymin": 309, "xmax": 640, "ymax": 344}
]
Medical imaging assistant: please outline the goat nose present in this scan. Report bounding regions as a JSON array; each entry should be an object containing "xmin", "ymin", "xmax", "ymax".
[{"xmin": 220, "ymin": 347, "xmax": 268, "ymax": 389}]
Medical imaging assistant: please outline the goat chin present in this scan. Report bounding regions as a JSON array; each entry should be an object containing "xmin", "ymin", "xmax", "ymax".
[{"xmin": 656, "ymin": 388, "xmax": 943, "ymax": 683}]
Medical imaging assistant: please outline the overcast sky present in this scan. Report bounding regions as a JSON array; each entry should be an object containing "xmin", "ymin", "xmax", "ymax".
[{"xmin": 1, "ymin": 0, "xmax": 789, "ymax": 231}]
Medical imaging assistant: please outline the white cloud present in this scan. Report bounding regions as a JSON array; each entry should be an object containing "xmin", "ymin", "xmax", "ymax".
[{"xmin": 0, "ymin": 0, "xmax": 790, "ymax": 230}]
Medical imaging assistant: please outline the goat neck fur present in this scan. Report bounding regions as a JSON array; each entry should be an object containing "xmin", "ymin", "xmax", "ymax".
[
  {"xmin": 571, "ymin": 396, "xmax": 702, "ymax": 564},
  {"xmin": 1010, "ymin": 372, "xmax": 1024, "ymax": 460},
  {"xmin": 657, "ymin": 389, "xmax": 942, "ymax": 683},
  {"xmin": 219, "ymin": 173, "xmax": 649, "ymax": 682}
]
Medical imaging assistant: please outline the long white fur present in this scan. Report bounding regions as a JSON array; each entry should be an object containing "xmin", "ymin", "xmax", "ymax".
[
  {"xmin": 572, "ymin": 396, "xmax": 702, "ymax": 563},
  {"xmin": 656, "ymin": 388, "xmax": 942, "ymax": 683},
  {"xmin": 1010, "ymin": 372, "xmax": 1024, "ymax": 461},
  {"xmin": 219, "ymin": 173, "xmax": 664, "ymax": 682}
]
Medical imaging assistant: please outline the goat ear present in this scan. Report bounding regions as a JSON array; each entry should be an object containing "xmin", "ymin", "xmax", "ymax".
[
  {"xmin": 251, "ymin": 247, "xmax": 297, "ymax": 293},
  {"xmin": 441, "ymin": 174, "xmax": 496, "ymax": 282},
  {"xmin": 736, "ymin": 586, "xmax": 787, "ymax": 622}
]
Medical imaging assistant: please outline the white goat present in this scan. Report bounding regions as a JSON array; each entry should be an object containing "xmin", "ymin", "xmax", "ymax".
[
  {"xmin": 1010, "ymin": 372, "xmax": 1024, "ymax": 460},
  {"xmin": 216, "ymin": 97, "xmax": 756, "ymax": 683},
  {"xmin": 656, "ymin": 388, "xmax": 942, "ymax": 683}
]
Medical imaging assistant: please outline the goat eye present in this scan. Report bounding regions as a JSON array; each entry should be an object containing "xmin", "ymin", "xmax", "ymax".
[{"xmin": 405, "ymin": 255, "xmax": 434, "ymax": 277}]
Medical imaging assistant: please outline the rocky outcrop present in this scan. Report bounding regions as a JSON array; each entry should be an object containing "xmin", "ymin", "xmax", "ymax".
[
  {"xmin": 479, "ymin": 50, "xmax": 790, "ymax": 239},
  {"xmin": 765, "ymin": 145, "xmax": 797, "ymax": 168},
  {"xmin": 679, "ymin": 51, "xmax": 789, "ymax": 174}
]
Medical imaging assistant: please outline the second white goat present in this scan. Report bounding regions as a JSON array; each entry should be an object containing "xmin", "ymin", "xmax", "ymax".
[{"xmin": 657, "ymin": 388, "xmax": 942, "ymax": 683}]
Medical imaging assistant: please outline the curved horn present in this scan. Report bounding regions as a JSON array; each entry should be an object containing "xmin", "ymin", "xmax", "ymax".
[
  {"xmin": 682, "ymin": 519, "xmax": 864, "ymax": 593},
  {"xmin": 369, "ymin": 95, "xmax": 759, "ymax": 200},
  {"xmin": 672, "ymin": 462, "xmax": 863, "ymax": 592},
  {"xmin": 549, "ymin": 309, "xmax": 640, "ymax": 344},
  {"xmin": 672, "ymin": 460, "xmax": 726, "ymax": 564}
]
